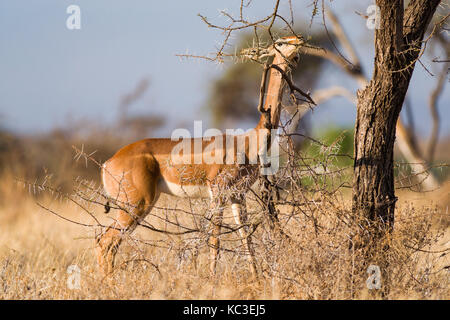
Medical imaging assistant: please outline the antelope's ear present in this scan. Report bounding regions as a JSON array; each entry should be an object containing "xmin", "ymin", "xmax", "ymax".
[
  {"xmin": 291, "ymin": 36, "xmax": 304, "ymax": 45},
  {"xmin": 282, "ymin": 35, "xmax": 304, "ymax": 45}
]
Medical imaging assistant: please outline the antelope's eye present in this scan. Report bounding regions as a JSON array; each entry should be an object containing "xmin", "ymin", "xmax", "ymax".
[{"xmin": 275, "ymin": 42, "xmax": 283, "ymax": 47}]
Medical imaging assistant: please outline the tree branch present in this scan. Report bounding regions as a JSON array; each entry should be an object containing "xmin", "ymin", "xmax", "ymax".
[
  {"xmin": 427, "ymin": 62, "xmax": 447, "ymax": 163},
  {"xmin": 403, "ymin": 0, "xmax": 442, "ymax": 44},
  {"xmin": 324, "ymin": 6, "xmax": 362, "ymax": 70},
  {"xmin": 269, "ymin": 64, "xmax": 316, "ymax": 105}
]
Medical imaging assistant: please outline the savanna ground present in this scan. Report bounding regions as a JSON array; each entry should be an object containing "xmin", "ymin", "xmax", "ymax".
[{"xmin": 0, "ymin": 128, "xmax": 448, "ymax": 299}]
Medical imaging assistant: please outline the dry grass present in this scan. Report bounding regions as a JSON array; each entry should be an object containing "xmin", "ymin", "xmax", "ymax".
[
  {"xmin": 1, "ymin": 128, "xmax": 448, "ymax": 300},
  {"xmin": 0, "ymin": 175, "xmax": 448, "ymax": 299}
]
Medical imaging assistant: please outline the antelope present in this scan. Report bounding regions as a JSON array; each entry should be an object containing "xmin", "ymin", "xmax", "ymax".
[{"xmin": 97, "ymin": 36, "xmax": 304, "ymax": 277}]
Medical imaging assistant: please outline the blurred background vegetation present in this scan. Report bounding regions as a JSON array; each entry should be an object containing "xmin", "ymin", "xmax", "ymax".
[{"xmin": 0, "ymin": 25, "xmax": 448, "ymax": 199}]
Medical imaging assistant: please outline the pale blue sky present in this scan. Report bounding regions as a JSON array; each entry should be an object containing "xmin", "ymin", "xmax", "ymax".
[{"xmin": 0, "ymin": 0, "xmax": 448, "ymax": 138}]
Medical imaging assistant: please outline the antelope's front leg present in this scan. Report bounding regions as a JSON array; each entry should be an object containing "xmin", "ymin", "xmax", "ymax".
[
  {"xmin": 208, "ymin": 197, "xmax": 224, "ymax": 275},
  {"xmin": 231, "ymin": 197, "xmax": 258, "ymax": 277}
]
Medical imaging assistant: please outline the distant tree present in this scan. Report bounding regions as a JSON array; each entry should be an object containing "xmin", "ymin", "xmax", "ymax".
[{"xmin": 117, "ymin": 78, "xmax": 165, "ymax": 139}]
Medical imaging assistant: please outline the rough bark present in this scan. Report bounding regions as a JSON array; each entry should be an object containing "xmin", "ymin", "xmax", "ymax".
[{"xmin": 352, "ymin": 0, "xmax": 441, "ymax": 236}]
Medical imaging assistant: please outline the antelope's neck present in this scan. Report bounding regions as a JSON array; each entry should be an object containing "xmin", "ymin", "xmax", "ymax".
[
  {"xmin": 243, "ymin": 55, "xmax": 290, "ymax": 163},
  {"xmin": 255, "ymin": 54, "xmax": 289, "ymax": 131}
]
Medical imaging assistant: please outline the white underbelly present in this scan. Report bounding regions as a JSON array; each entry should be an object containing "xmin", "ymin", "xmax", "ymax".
[{"xmin": 158, "ymin": 179, "xmax": 211, "ymax": 199}]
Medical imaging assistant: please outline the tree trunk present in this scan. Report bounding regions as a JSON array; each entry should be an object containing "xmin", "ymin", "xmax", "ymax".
[{"xmin": 352, "ymin": 0, "xmax": 441, "ymax": 238}]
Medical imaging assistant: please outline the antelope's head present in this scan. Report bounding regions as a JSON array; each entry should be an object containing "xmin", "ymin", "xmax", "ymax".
[{"xmin": 241, "ymin": 35, "xmax": 305, "ymax": 64}]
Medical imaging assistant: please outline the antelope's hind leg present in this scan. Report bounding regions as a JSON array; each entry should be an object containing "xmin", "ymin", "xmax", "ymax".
[
  {"xmin": 97, "ymin": 158, "xmax": 159, "ymax": 276},
  {"xmin": 208, "ymin": 196, "xmax": 225, "ymax": 275},
  {"xmin": 96, "ymin": 209, "xmax": 136, "ymax": 276}
]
